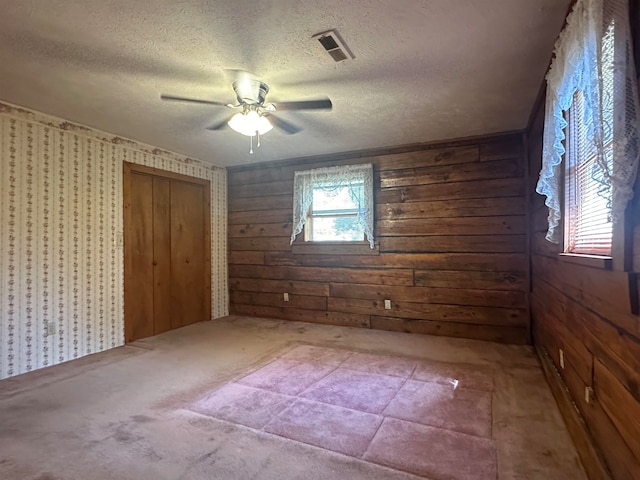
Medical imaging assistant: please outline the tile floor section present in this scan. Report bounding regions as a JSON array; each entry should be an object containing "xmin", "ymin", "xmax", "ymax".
[{"xmin": 189, "ymin": 344, "xmax": 497, "ymax": 480}]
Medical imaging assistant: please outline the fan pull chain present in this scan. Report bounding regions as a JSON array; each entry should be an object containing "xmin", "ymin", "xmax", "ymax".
[{"xmin": 248, "ymin": 130, "xmax": 263, "ymax": 154}]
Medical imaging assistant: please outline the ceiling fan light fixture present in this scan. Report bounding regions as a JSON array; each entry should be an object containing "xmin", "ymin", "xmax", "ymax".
[{"xmin": 227, "ymin": 110, "xmax": 273, "ymax": 137}]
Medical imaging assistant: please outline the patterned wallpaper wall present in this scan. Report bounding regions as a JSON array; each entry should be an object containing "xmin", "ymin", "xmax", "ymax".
[{"xmin": 0, "ymin": 102, "xmax": 228, "ymax": 379}]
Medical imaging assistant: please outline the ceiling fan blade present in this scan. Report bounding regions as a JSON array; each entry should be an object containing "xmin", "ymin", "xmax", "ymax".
[
  {"xmin": 160, "ymin": 94, "xmax": 228, "ymax": 107},
  {"xmin": 206, "ymin": 117, "xmax": 232, "ymax": 131},
  {"xmin": 273, "ymin": 98, "xmax": 333, "ymax": 111},
  {"xmin": 267, "ymin": 114, "xmax": 302, "ymax": 134}
]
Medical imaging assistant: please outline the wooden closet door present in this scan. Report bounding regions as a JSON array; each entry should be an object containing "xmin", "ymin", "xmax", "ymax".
[
  {"xmin": 125, "ymin": 172, "xmax": 154, "ymax": 342},
  {"xmin": 152, "ymin": 177, "xmax": 172, "ymax": 335},
  {"xmin": 170, "ymin": 180, "xmax": 206, "ymax": 329},
  {"xmin": 124, "ymin": 163, "xmax": 210, "ymax": 342}
]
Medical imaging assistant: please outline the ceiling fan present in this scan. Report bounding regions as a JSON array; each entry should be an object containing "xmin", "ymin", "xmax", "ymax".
[{"xmin": 160, "ymin": 74, "xmax": 332, "ymax": 153}]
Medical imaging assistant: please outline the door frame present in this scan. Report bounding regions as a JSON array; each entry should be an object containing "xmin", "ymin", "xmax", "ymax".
[{"xmin": 123, "ymin": 162, "xmax": 212, "ymax": 342}]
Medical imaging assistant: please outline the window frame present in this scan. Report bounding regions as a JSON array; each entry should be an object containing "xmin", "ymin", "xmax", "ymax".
[
  {"xmin": 290, "ymin": 163, "xmax": 376, "ymax": 250},
  {"xmin": 559, "ymin": 12, "xmax": 624, "ymax": 269},
  {"xmin": 303, "ymin": 180, "xmax": 367, "ymax": 243}
]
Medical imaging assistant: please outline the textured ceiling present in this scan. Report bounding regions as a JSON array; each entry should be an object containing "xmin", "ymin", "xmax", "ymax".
[{"xmin": 0, "ymin": 0, "xmax": 570, "ymax": 167}]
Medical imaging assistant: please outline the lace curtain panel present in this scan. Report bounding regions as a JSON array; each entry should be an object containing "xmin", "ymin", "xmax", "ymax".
[
  {"xmin": 536, "ymin": 0, "xmax": 640, "ymax": 243},
  {"xmin": 291, "ymin": 163, "xmax": 375, "ymax": 248}
]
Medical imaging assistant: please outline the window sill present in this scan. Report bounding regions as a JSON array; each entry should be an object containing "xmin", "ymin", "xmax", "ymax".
[
  {"xmin": 558, "ymin": 253, "xmax": 612, "ymax": 270},
  {"xmin": 291, "ymin": 240, "xmax": 380, "ymax": 255}
]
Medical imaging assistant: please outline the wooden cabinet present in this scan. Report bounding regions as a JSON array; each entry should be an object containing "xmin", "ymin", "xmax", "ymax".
[{"xmin": 124, "ymin": 163, "xmax": 210, "ymax": 343}]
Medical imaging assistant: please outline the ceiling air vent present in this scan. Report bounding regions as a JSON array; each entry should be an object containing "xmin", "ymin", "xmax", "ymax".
[{"xmin": 312, "ymin": 29, "xmax": 354, "ymax": 62}]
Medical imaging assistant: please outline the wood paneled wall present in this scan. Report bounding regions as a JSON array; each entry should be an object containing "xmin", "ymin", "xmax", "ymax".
[
  {"xmin": 228, "ymin": 133, "xmax": 530, "ymax": 344},
  {"xmin": 528, "ymin": 95, "xmax": 640, "ymax": 478}
]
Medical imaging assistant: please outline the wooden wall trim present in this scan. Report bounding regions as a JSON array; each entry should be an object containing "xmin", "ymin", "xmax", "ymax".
[{"xmin": 536, "ymin": 345, "xmax": 613, "ymax": 480}]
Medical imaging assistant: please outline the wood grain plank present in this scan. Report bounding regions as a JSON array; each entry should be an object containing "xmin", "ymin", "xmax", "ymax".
[
  {"xmin": 228, "ymin": 166, "xmax": 286, "ymax": 186},
  {"xmin": 229, "ymin": 264, "xmax": 415, "ymax": 286},
  {"xmin": 328, "ymin": 297, "xmax": 528, "ymax": 327},
  {"xmin": 532, "ymin": 295, "xmax": 593, "ymax": 385},
  {"xmin": 415, "ymin": 270, "xmax": 526, "ymax": 291},
  {"xmin": 229, "ymin": 209, "xmax": 293, "ymax": 225},
  {"xmin": 230, "ymin": 304, "xmax": 371, "ymax": 328},
  {"xmin": 229, "ymin": 278, "xmax": 330, "ymax": 296},
  {"xmin": 231, "ymin": 291, "xmax": 327, "ymax": 310},
  {"xmin": 377, "ymin": 196, "xmax": 525, "ymax": 219},
  {"xmin": 330, "ymin": 283, "xmax": 527, "ymax": 308},
  {"xmin": 377, "ymin": 216, "xmax": 525, "ymax": 236},
  {"xmin": 536, "ymin": 347, "xmax": 613, "ymax": 480},
  {"xmin": 379, "ymin": 158, "xmax": 523, "ymax": 188},
  {"xmin": 533, "ymin": 254, "xmax": 637, "ymax": 334},
  {"xmin": 228, "ymin": 251, "xmax": 265, "ymax": 265},
  {"xmin": 372, "ymin": 316, "xmax": 529, "ymax": 344},
  {"xmin": 229, "ymin": 180, "xmax": 294, "ymax": 198},
  {"xmin": 594, "ymin": 359, "xmax": 640, "ymax": 460},
  {"xmin": 264, "ymin": 252, "xmax": 528, "ymax": 272},
  {"xmin": 228, "ymin": 222, "xmax": 292, "ymax": 238},
  {"xmin": 376, "ymin": 177, "xmax": 525, "ymax": 204},
  {"xmin": 533, "ymin": 277, "xmax": 640, "ymax": 401},
  {"xmin": 479, "ymin": 136, "xmax": 523, "ymax": 162},
  {"xmin": 229, "ymin": 194, "xmax": 292, "ymax": 212},
  {"xmin": 379, "ymin": 234, "xmax": 526, "ymax": 254},
  {"xmin": 229, "ymin": 237, "xmax": 292, "ymax": 251},
  {"xmin": 373, "ymin": 145, "xmax": 480, "ymax": 171},
  {"xmin": 291, "ymin": 242, "xmax": 380, "ymax": 256}
]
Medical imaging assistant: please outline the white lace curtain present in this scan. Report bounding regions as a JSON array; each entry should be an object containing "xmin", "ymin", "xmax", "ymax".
[
  {"xmin": 291, "ymin": 163, "xmax": 375, "ymax": 248},
  {"xmin": 536, "ymin": 0, "xmax": 640, "ymax": 243}
]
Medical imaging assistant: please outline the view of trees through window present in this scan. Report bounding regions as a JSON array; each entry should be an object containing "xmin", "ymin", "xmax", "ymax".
[{"xmin": 307, "ymin": 184, "xmax": 365, "ymax": 241}]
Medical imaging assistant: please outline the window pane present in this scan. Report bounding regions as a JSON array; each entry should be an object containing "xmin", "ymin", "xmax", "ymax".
[
  {"xmin": 312, "ymin": 184, "xmax": 362, "ymax": 214},
  {"xmin": 308, "ymin": 216, "xmax": 364, "ymax": 241}
]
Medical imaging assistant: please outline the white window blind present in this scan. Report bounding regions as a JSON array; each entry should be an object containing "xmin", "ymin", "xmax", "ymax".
[
  {"xmin": 564, "ymin": 24, "xmax": 615, "ymax": 256},
  {"xmin": 536, "ymin": 0, "xmax": 640, "ymax": 245}
]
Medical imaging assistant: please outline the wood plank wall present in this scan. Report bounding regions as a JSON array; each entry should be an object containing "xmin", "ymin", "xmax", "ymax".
[
  {"xmin": 227, "ymin": 133, "xmax": 530, "ymax": 344},
  {"xmin": 528, "ymin": 95, "xmax": 640, "ymax": 478}
]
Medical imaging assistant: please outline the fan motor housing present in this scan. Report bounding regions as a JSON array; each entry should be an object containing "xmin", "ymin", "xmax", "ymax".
[{"xmin": 233, "ymin": 80, "xmax": 269, "ymax": 106}]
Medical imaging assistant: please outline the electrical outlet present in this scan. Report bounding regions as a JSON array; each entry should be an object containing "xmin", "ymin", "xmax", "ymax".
[
  {"xmin": 46, "ymin": 322, "xmax": 56, "ymax": 336},
  {"xmin": 114, "ymin": 232, "xmax": 124, "ymax": 247},
  {"xmin": 559, "ymin": 349, "xmax": 565, "ymax": 369},
  {"xmin": 585, "ymin": 386, "xmax": 594, "ymax": 404},
  {"xmin": 384, "ymin": 299, "xmax": 392, "ymax": 310},
  {"xmin": 283, "ymin": 292, "xmax": 289, "ymax": 302}
]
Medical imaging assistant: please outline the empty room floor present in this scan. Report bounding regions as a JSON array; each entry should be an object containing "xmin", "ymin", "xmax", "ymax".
[{"xmin": 0, "ymin": 316, "xmax": 586, "ymax": 480}]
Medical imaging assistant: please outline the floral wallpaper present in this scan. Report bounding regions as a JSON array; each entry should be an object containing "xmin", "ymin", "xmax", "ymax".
[{"xmin": 0, "ymin": 101, "xmax": 228, "ymax": 379}]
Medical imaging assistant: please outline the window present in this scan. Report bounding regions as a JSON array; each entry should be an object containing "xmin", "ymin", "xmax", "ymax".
[
  {"xmin": 536, "ymin": 0, "xmax": 640, "ymax": 257},
  {"xmin": 564, "ymin": 26, "xmax": 615, "ymax": 255},
  {"xmin": 290, "ymin": 163, "xmax": 375, "ymax": 248},
  {"xmin": 305, "ymin": 182, "xmax": 365, "ymax": 242}
]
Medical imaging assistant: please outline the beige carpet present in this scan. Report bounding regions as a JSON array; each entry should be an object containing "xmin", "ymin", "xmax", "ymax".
[{"xmin": 0, "ymin": 316, "xmax": 587, "ymax": 480}]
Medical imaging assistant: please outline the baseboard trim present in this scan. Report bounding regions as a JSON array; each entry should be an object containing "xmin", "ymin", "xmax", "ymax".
[{"xmin": 536, "ymin": 345, "xmax": 612, "ymax": 480}]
